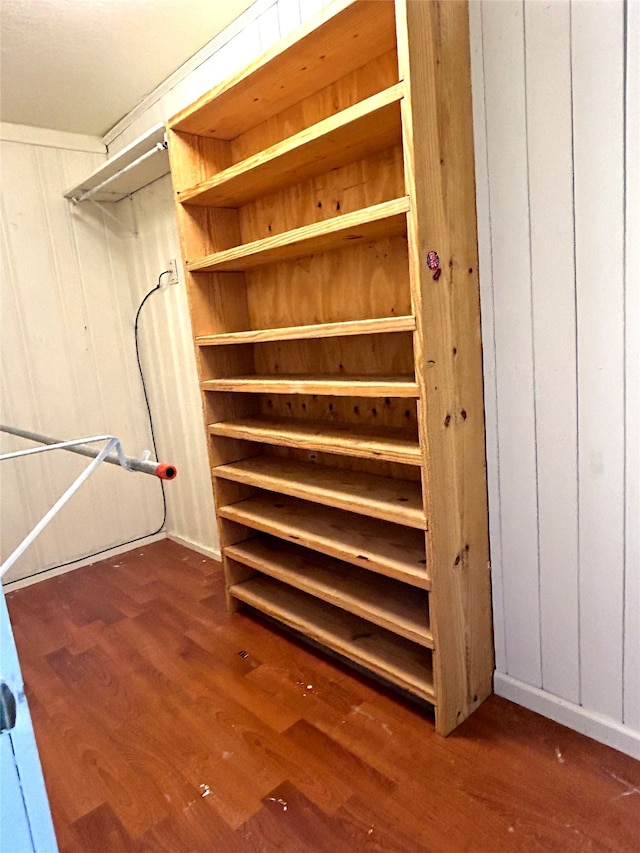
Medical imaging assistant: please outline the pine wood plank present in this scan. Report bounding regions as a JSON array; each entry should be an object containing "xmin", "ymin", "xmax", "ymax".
[
  {"xmin": 397, "ymin": 0, "xmax": 494, "ymax": 735},
  {"xmin": 208, "ymin": 416, "xmax": 421, "ymax": 466},
  {"xmin": 168, "ymin": 1, "xmax": 398, "ymax": 139},
  {"xmin": 225, "ymin": 537, "xmax": 432, "ymax": 647},
  {"xmin": 179, "ymin": 86, "xmax": 403, "ymax": 207},
  {"xmin": 214, "ymin": 456, "xmax": 425, "ymax": 529},
  {"xmin": 186, "ymin": 199, "xmax": 409, "ymax": 272},
  {"xmin": 218, "ymin": 494, "xmax": 429, "ymax": 589},
  {"xmin": 196, "ymin": 315, "xmax": 415, "ymax": 346},
  {"xmin": 201, "ymin": 374, "xmax": 418, "ymax": 397},
  {"xmin": 229, "ymin": 575, "xmax": 435, "ymax": 702}
]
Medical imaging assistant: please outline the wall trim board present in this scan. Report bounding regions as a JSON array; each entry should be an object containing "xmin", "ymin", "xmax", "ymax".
[
  {"xmin": 1, "ymin": 533, "xmax": 167, "ymax": 593},
  {"xmin": 167, "ymin": 533, "xmax": 221, "ymax": 563},
  {"xmin": 0, "ymin": 122, "xmax": 105, "ymax": 154},
  {"xmin": 495, "ymin": 673, "xmax": 640, "ymax": 761},
  {"xmin": 102, "ymin": 0, "xmax": 276, "ymax": 149}
]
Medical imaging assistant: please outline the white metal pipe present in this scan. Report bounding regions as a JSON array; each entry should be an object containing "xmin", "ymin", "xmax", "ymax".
[
  {"xmin": 0, "ymin": 425, "xmax": 176, "ymax": 479},
  {"xmin": 0, "ymin": 439, "xmax": 119, "ymax": 579}
]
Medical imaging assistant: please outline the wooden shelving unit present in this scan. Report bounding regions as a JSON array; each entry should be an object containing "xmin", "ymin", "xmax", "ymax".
[{"xmin": 167, "ymin": 0, "xmax": 493, "ymax": 735}]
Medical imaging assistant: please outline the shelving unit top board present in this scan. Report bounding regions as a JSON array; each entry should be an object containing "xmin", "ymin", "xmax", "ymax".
[
  {"xmin": 166, "ymin": 0, "xmax": 493, "ymax": 738},
  {"xmin": 169, "ymin": 1, "xmax": 398, "ymax": 140}
]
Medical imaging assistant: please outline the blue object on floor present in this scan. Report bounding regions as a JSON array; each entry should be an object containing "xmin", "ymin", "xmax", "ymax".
[{"xmin": 1, "ymin": 591, "xmax": 58, "ymax": 853}]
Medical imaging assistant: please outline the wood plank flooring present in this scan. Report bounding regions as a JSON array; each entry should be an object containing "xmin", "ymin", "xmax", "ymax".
[{"xmin": 5, "ymin": 540, "xmax": 640, "ymax": 853}]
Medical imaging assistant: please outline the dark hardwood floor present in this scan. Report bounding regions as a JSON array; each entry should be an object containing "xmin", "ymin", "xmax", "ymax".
[{"xmin": 6, "ymin": 539, "xmax": 639, "ymax": 852}]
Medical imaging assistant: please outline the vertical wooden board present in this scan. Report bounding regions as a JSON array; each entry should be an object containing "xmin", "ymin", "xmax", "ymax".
[
  {"xmin": 524, "ymin": 0, "xmax": 580, "ymax": 703},
  {"xmin": 166, "ymin": 130, "xmax": 231, "ymax": 193},
  {"xmin": 468, "ymin": 0, "xmax": 507, "ymax": 675},
  {"xmin": 572, "ymin": 0, "xmax": 625, "ymax": 721},
  {"xmin": 397, "ymin": 0, "xmax": 493, "ymax": 732},
  {"xmin": 623, "ymin": 0, "xmax": 640, "ymax": 732},
  {"xmin": 480, "ymin": 0, "xmax": 541, "ymax": 688}
]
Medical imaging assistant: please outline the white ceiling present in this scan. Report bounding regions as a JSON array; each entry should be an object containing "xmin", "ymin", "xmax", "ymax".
[{"xmin": 0, "ymin": 0, "xmax": 256, "ymax": 137}]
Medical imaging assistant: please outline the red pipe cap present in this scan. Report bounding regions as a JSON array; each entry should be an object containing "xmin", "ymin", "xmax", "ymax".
[{"xmin": 156, "ymin": 463, "xmax": 177, "ymax": 480}]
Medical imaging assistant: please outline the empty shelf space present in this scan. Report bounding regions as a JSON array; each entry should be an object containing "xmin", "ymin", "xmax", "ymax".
[
  {"xmin": 209, "ymin": 415, "xmax": 421, "ymax": 466},
  {"xmin": 186, "ymin": 198, "xmax": 409, "ymax": 272},
  {"xmin": 196, "ymin": 315, "xmax": 415, "ymax": 347},
  {"xmin": 214, "ymin": 455, "xmax": 425, "ymax": 529},
  {"xmin": 168, "ymin": 2, "xmax": 398, "ymax": 139},
  {"xmin": 230, "ymin": 575, "xmax": 435, "ymax": 702},
  {"xmin": 218, "ymin": 493, "xmax": 429, "ymax": 588},
  {"xmin": 226, "ymin": 537, "xmax": 432, "ymax": 647},
  {"xmin": 201, "ymin": 375, "xmax": 418, "ymax": 397},
  {"xmin": 178, "ymin": 86, "xmax": 403, "ymax": 207}
]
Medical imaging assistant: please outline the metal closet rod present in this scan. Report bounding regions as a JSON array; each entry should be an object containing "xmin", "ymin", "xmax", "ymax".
[
  {"xmin": 0, "ymin": 425, "xmax": 177, "ymax": 480},
  {"xmin": 72, "ymin": 140, "xmax": 167, "ymax": 204}
]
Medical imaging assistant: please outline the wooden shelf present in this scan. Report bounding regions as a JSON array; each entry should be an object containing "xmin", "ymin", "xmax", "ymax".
[
  {"xmin": 196, "ymin": 315, "xmax": 415, "ymax": 347},
  {"xmin": 168, "ymin": 0, "xmax": 493, "ymax": 735},
  {"xmin": 208, "ymin": 415, "xmax": 421, "ymax": 466},
  {"xmin": 218, "ymin": 494, "xmax": 429, "ymax": 589},
  {"xmin": 214, "ymin": 455, "xmax": 425, "ymax": 529},
  {"xmin": 169, "ymin": 1, "xmax": 398, "ymax": 140},
  {"xmin": 229, "ymin": 575, "xmax": 435, "ymax": 702},
  {"xmin": 226, "ymin": 537, "xmax": 432, "ymax": 647},
  {"xmin": 201, "ymin": 375, "xmax": 418, "ymax": 397},
  {"xmin": 186, "ymin": 198, "xmax": 409, "ymax": 272},
  {"xmin": 178, "ymin": 86, "xmax": 403, "ymax": 207}
]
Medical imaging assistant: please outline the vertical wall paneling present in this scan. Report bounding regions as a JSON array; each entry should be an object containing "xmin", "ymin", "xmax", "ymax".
[
  {"xmin": 623, "ymin": 0, "xmax": 640, "ymax": 733},
  {"xmin": 524, "ymin": 0, "xmax": 580, "ymax": 703},
  {"xmin": 468, "ymin": 0, "xmax": 507, "ymax": 674},
  {"xmin": 473, "ymin": 0, "xmax": 638, "ymax": 754},
  {"xmin": 0, "ymin": 129, "xmax": 165, "ymax": 584},
  {"xmin": 120, "ymin": 175, "xmax": 219, "ymax": 556},
  {"xmin": 277, "ymin": 0, "xmax": 301, "ymax": 38},
  {"xmin": 480, "ymin": 0, "xmax": 542, "ymax": 687},
  {"xmin": 572, "ymin": 0, "xmax": 626, "ymax": 721}
]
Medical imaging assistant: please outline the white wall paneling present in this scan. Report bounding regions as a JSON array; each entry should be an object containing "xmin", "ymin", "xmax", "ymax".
[
  {"xmin": 119, "ymin": 175, "xmax": 218, "ymax": 557},
  {"xmin": 479, "ymin": 0, "xmax": 542, "ymax": 688},
  {"xmin": 623, "ymin": 0, "xmax": 640, "ymax": 734},
  {"xmin": 573, "ymin": 0, "xmax": 626, "ymax": 722},
  {"xmin": 0, "ymin": 125, "xmax": 165, "ymax": 584},
  {"xmin": 524, "ymin": 0, "xmax": 579, "ymax": 705},
  {"xmin": 472, "ymin": 0, "xmax": 639, "ymax": 758}
]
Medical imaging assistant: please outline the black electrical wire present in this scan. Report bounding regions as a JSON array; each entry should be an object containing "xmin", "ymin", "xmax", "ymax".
[
  {"xmin": 133, "ymin": 268, "xmax": 171, "ymax": 530},
  {"xmin": 21, "ymin": 270, "xmax": 172, "ymax": 581}
]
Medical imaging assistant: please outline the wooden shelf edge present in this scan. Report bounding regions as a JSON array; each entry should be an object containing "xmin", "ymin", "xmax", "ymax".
[
  {"xmin": 177, "ymin": 85, "xmax": 404, "ymax": 207},
  {"xmin": 196, "ymin": 315, "xmax": 416, "ymax": 347},
  {"xmin": 167, "ymin": 1, "xmax": 397, "ymax": 139},
  {"xmin": 201, "ymin": 375, "xmax": 419, "ymax": 397},
  {"xmin": 208, "ymin": 417, "xmax": 422, "ymax": 467},
  {"xmin": 218, "ymin": 495, "xmax": 430, "ymax": 589},
  {"xmin": 213, "ymin": 456, "xmax": 426, "ymax": 530},
  {"xmin": 225, "ymin": 539, "xmax": 433, "ymax": 648},
  {"xmin": 230, "ymin": 577, "xmax": 436, "ymax": 703},
  {"xmin": 186, "ymin": 197, "xmax": 409, "ymax": 272}
]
